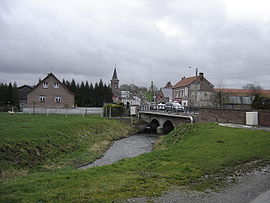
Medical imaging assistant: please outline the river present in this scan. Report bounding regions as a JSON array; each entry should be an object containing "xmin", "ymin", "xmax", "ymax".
[{"xmin": 80, "ymin": 133, "xmax": 159, "ymax": 169}]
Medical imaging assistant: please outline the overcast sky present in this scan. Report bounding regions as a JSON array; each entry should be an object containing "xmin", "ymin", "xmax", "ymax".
[{"xmin": 0, "ymin": 0, "xmax": 270, "ymax": 89}]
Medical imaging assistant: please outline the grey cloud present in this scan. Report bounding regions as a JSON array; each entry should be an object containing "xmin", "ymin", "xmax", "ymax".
[{"xmin": 0, "ymin": 0, "xmax": 269, "ymax": 89}]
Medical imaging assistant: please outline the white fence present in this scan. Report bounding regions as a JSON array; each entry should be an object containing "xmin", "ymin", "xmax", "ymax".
[{"xmin": 22, "ymin": 107, "xmax": 102, "ymax": 115}]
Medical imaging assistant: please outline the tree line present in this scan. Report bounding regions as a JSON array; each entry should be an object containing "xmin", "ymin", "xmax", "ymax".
[
  {"xmin": 63, "ymin": 79, "xmax": 112, "ymax": 107},
  {"xmin": 0, "ymin": 83, "xmax": 19, "ymax": 111}
]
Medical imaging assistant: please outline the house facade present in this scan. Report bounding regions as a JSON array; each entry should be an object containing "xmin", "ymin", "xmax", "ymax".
[
  {"xmin": 27, "ymin": 73, "xmax": 75, "ymax": 108},
  {"xmin": 18, "ymin": 85, "xmax": 33, "ymax": 109},
  {"xmin": 172, "ymin": 73, "xmax": 215, "ymax": 107},
  {"xmin": 156, "ymin": 82, "xmax": 173, "ymax": 103}
]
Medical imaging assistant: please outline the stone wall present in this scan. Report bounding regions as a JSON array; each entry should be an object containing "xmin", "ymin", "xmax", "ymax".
[
  {"xmin": 198, "ymin": 108, "xmax": 270, "ymax": 127},
  {"xmin": 198, "ymin": 108, "xmax": 246, "ymax": 124}
]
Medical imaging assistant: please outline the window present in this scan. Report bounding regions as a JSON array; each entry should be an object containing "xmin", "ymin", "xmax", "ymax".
[
  {"xmin": 184, "ymin": 87, "xmax": 188, "ymax": 96},
  {"xmin": 54, "ymin": 82, "xmax": 60, "ymax": 88},
  {"xmin": 43, "ymin": 82, "xmax": 48, "ymax": 89},
  {"xmin": 243, "ymin": 96, "xmax": 252, "ymax": 104},
  {"xmin": 55, "ymin": 96, "xmax": 61, "ymax": 103},
  {"xmin": 39, "ymin": 95, "xmax": 46, "ymax": 102}
]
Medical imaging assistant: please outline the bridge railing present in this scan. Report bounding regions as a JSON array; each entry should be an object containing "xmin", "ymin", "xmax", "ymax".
[{"xmin": 139, "ymin": 105, "xmax": 199, "ymax": 114}]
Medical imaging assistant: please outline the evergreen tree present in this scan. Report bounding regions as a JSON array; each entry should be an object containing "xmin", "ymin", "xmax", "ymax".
[
  {"xmin": 12, "ymin": 82, "xmax": 19, "ymax": 108},
  {"xmin": 62, "ymin": 78, "xmax": 113, "ymax": 107},
  {"xmin": 89, "ymin": 83, "xmax": 94, "ymax": 106},
  {"xmin": 7, "ymin": 83, "xmax": 13, "ymax": 105}
]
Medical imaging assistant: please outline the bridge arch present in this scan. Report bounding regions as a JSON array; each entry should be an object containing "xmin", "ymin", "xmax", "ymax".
[
  {"xmin": 150, "ymin": 119, "xmax": 160, "ymax": 133},
  {"xmin": 163, "ymin": 120, "xmax": 174, "ymax": 134}
]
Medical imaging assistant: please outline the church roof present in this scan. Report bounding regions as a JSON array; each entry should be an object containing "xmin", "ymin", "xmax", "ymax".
[{"xmin": 112, "ymin": 68, "xmax": 118, "ymax": 80}]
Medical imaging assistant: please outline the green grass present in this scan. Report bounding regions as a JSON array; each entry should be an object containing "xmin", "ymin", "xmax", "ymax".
[
  {"xmin": 1, "ymin": 123, "xmax": 270, "ymax": 202},
  {"xmin": 0, "ymin": 113, "xmax": 134, "ymax": 176},
  {"xmin": 142, "ymin": 91, "xmax": 153, "ymax": 102}
]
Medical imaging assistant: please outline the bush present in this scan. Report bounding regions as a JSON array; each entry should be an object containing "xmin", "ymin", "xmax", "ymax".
[
  {"xmin": 252, "ymin": 95, "xmax": 270, "ymax": 109},
  {"xmin": 103, "ymin": 104, "xmax": 125, "ymax": 117},
  {"xmin": 0, "ymin": 106, "xmax": 12, "ymax": 112}
]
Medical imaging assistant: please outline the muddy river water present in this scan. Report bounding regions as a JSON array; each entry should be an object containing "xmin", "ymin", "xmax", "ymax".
[{"xmin": 80, "ymin": 134, "xmax": 159, "ymax": 169}]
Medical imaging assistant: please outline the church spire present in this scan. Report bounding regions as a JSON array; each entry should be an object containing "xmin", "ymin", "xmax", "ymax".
[
  {"xmin": 111, "ymin": 65, "xmax": 119, "ymax": 89},
  {"xmin": 112, "ymin": 66, "xmax": 118, "ymax": 80}
]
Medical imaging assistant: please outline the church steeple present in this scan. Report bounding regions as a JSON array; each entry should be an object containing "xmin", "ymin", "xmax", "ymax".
[
  {"xmin": 111, "ymin": 66, "xmax": 119, "ymax": 89},
  {"xmin": 112, "ymin": 68, "xmax": 118, "ymax": 80}
]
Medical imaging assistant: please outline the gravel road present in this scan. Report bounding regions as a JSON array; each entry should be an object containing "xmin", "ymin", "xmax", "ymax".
[
  {"xmin": 126, "ymin": 166, "xmax": 270, "ymax": 203},
  {"xmin": 80, "ymin": 134, "xmax": 159, "ymax": 169}
]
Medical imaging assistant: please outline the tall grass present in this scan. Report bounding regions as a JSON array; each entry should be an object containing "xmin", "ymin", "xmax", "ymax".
[{"xmin": 0, "ymin": 113, "xmax": 134, "ymax": 176}]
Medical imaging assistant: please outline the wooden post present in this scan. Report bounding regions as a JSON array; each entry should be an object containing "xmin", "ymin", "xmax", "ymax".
[{"xmin": 109, "ymin": 106, "xmax": 111, "ymax": 119}]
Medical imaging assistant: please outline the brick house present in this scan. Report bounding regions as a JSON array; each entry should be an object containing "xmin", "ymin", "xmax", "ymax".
[
  {"xmin": 27, "ymin": 73, "xmax": 75, "ymax": 108},
  {"xmin": 172, "ymin": 73, "xmax": 215, "ymax": 107}
]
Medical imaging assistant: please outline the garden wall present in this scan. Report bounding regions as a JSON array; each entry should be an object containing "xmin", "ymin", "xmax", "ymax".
[
  {"xmin": 22, "ymin": 107, "xmax": 102, "ymax": 115},
  {"xmin": 198, "ymin": 108, "xmax": 270, "ymax": 127}
]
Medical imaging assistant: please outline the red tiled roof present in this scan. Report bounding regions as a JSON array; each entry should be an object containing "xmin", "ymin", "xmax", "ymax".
[{"xmin": 173, "ymin": 76, "xmax": 197, "ymax": 88}]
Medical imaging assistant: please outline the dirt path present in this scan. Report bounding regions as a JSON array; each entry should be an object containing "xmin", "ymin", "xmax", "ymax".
[{"xmin": 126, "ymin": 166, "xmax": 270, "ymax": 203}]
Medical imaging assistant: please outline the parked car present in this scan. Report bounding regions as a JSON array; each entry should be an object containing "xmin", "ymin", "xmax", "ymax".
[
  {"xmin": 165, "ymin": 102, "xmax": 184, "ymax": 112},
  {"xmin": 157, "ymin": 103, "xmax": 165, "ymax": 111},
  {"xmin": 150, "ymin": 102, "xmax": 158, "ymax": 110}
]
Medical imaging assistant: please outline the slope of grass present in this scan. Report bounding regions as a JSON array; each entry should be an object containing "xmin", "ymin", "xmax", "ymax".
[
  {"xmin": 0, "ymin": 113, "xmax": 134, "ymax": 176},
  {"xmin": 1, "ymin": 123, "xmax": 270, "ymax": 202}
]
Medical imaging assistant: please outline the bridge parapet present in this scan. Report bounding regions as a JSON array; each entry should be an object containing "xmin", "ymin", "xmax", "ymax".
[
  {"xmin": 139, "ymin": 111, "xmax": 195, "ymax": 134},
  {"xmin": 140, "ymin": 105, "xmax": 199, "ymax": 115}
]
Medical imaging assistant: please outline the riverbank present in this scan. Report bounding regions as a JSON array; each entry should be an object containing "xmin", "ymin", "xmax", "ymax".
[
  {"xmin": 0, "ymin": 113, "xmax": 134, "ymax": 178},
  {"xmin": 1, "ymin": 123, "xmax": 270, "ymax": 202}
]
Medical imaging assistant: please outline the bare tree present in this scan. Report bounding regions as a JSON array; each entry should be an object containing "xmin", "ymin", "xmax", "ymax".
[
  {"xmin": 242, "ymin": 83, "xmax": 263, "ymax": 96},
  {"xmin": 216, "ymin": 81, "xmax": 225, "ymax": 108}
]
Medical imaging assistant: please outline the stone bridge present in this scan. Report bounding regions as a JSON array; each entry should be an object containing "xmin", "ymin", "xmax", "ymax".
[{"xmin": 139, "ymin": 111, "xmax": 195, "ymax": 134}]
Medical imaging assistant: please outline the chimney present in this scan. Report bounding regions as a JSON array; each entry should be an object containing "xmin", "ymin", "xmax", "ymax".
[
  {"xmin": 199, "ymin": 72, "xmax": 204, "ymax": 78},
  {"xmin": 182, "ymin": 76, "xmax": 185, "ymax": 80}
]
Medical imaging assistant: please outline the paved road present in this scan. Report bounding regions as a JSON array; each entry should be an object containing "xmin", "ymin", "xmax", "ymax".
[
  {"xmin": 80, "ymin": 134, "xmax": 158, "ymax": 169},
  {"xmin": 251, "ymin": 190, "xmax": 270, "ymax": 203}
]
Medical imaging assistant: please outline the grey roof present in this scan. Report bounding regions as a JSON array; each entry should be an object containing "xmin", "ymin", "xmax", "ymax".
[
  {"xmin": 161, "ymin": 88, "xmax": 172, "ymax": 98},
  {"xmin": 112, "ymin": 68, "xmax": 118, "ymax": 80},
  {"xmin": 224, "ymin": 95, "xmax": 254, "ymax": 105}
]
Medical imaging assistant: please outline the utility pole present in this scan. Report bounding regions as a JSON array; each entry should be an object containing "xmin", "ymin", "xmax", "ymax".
[{"xmin": 151, "ymin": 81, "xmax": 154, "ymax": 102}]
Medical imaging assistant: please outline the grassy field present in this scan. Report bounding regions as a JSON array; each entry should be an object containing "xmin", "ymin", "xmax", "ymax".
[
  {"xmin": 0, "ymin": 113, "xmax": 134, "ymax": 177},
  {"xmin": 1, "ymin": 122, "xmax": 270, "ymax": 202}
]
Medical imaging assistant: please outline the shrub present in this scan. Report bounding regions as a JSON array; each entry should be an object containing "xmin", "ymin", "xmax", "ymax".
[
  {"xmin": 252, "ymin": 95, "xmax": 270, "ymax": 109},
  {"xmin": 103, "ymin": 104, "xmax": 125, "ymax": 117}
]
